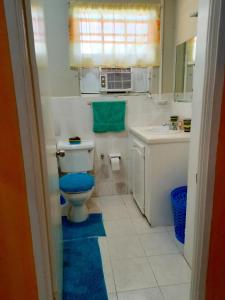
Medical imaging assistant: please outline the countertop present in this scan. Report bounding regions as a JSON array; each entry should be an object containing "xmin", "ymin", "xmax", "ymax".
[{"xmin": 129, "ymin": 126, "xmax": 191, "ymax": 144}]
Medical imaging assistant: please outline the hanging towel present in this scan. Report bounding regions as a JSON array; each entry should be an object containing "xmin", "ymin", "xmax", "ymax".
[{"xmin": 92, "ymin": 101, "xmax": 126, "ymax": 133}]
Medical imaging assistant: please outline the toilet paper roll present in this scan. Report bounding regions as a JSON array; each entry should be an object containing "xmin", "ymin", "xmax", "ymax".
[{"xmin": 110, "ymin": 157, "xmax": 120, "ymax": 171}]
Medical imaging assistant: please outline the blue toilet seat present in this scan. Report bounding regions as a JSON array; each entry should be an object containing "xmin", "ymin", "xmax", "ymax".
[{"xmin": 59, "ymin": 173, "xmax": 95, "ymax": 193}]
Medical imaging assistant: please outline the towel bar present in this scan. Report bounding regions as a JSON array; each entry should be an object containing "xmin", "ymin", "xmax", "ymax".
[{"xmin": 87, "ymin": 101, "xmax": 128, "ymax": 106}]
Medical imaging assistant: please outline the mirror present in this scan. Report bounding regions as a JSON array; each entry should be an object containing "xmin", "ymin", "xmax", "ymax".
[{"xmin": 174, "ymin": 36, "xmax": 197, "ymax": 102}]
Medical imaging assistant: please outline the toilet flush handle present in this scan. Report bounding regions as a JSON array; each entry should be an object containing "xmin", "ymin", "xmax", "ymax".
[{"xmin": 56, "ymin": 150, "xmax": 65, "ymax": 157}]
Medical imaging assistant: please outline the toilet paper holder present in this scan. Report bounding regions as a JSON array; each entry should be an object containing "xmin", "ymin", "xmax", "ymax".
[
  {"xmin": 108, "ymin": 153, "xmax": 121, "ymax": 171},
  {"xmin": 108, "ymin": 153, "xmax": 121, "ymax": 161}
]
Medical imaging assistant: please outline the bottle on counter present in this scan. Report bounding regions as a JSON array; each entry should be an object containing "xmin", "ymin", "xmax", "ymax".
[
  {"xmin": 170, "ymin": 115, "xmax": 179, "ymax": 130},
  {"xmin": 183, "ymin": 119, "xmax": 192, "ymax": 132}
]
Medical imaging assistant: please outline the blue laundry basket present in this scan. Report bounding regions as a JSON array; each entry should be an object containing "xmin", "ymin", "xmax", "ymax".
[{"xmin": 171, "ymin": 186, "xmax": 187, "ymax": 244}]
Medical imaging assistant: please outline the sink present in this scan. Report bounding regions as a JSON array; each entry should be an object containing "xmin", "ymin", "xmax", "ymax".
[
  {"xmin": 142, "ymin": 126, "xmax": 180, "ymax": 134},
  {"xmin": 129, "ymin": 125, "xmax": 190, "ymax": 144}
]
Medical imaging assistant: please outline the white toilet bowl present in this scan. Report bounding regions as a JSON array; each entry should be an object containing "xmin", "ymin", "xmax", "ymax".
[
  {"xmin": 57, "ymin": 140, "xmax": 95, "ymax": 223},
  {"xmin": 61, "ymin": 188, "xmax": 94, "ymax": 222}
]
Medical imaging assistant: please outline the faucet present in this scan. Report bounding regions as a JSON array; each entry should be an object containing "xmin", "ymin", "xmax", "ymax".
[
  {"xmin": 162, "ymin": 121, "xmax": 177, "ymax": 130},
  {"xmin": 171, "ymin": 123, "xmax": 178, "ymax": 130}
]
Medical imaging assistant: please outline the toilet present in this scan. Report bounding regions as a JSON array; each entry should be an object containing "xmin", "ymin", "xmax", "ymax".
[{"xmin": 57, "ymin": 140, "xmax": 95, "ymax": 223}]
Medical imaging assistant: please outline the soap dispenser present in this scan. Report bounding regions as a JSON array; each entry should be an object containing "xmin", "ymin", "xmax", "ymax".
[{"xmin": 170, "ymin": 115, "xmax": 178, "ymax": 130}]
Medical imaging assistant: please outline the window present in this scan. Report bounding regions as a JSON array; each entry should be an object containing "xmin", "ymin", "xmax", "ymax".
[{"xmin": 69, "ymin": 1, "xmax": 160, "ymax": 68}]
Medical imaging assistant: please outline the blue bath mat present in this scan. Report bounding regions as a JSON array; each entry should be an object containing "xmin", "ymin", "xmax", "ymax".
[
  {"xmin": 62, "ymin": 213, "xmax": 106, "ymax": 241},
  {"xmin": 63, "ymin": 238, "xmax": 108, "ymax": 300}
]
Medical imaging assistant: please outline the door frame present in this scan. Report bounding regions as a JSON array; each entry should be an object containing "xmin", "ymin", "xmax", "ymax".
[
  {"xmin": 3, "ymin": 0, "xmax": 225, "ymax": 300},
  {"xmin": 3, "ymin": 0, "xmax": 55, "ymax": 299},
  {"xmin": 190, "ymin": 0, "xmax": 225, "ymax": 299}
]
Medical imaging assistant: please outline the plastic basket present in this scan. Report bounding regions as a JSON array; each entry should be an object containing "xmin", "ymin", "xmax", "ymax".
[{"xmin": 171, "ymin": 186, "xmax": 187, "ymax": 244}]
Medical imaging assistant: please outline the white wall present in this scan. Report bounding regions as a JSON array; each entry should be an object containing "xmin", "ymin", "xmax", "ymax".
[
  {"xmin": 43, "ymin": 0, "xmax": 80, "ymax": 96},
  {"xmin": 50, "ymin": 94, "xmax": 185, "ymax": 196},
  {"xmin": 175, "ymin": 0, "xmax": 198, "ymax": 45},
  {"xmin": 171, "ymin": 102, "xmax": 192, "ymax": 119}
]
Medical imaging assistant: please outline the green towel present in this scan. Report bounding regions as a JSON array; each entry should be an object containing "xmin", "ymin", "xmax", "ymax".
[{"xmin": 92, "ymin": 101, "xmax": 126, "ymax": 133}]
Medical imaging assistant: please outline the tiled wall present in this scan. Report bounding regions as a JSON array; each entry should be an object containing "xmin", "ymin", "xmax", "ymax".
[{"xmin": 50, "ymin": 95, "xmax": 192, "ymax": 196}]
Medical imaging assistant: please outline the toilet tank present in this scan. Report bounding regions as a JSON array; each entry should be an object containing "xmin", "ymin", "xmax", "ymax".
[{"xmin": 57, "ymin": 140, "xmax": 95, "ymax": 173}]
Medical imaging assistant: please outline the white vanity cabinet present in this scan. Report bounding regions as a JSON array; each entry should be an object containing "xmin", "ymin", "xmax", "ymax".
[
  {"xmin": 131, "ymin": 138, "xmax": 145, "ymax": 213},
  {"xmin": 129, "ymin": 127, "xmax": 190, "ymax": 226}
]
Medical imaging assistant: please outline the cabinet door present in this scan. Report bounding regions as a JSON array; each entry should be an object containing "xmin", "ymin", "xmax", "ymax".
[{"xmin": 132, "ymin": 146, "xmax": 145, "ymax": 213}]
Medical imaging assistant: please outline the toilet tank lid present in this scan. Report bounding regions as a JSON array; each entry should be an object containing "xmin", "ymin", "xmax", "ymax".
[{"xmin": 57, "ymin": 140, "xmax": 95, "ymax": 151}]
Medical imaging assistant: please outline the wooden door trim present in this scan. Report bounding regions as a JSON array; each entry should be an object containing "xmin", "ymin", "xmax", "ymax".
[{"xmin": 3, "ymin": 1, "xmax": 54, "ymax": 299}]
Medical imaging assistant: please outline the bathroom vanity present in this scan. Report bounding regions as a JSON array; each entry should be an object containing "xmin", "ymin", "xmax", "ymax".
[{"xmin": 129, "ymin": 126, "xmax": 190, "ymax": 226}]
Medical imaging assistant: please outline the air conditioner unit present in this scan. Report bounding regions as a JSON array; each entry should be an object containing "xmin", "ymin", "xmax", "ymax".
[{"xmin": 99, "ymin": 67, "xmax": 133, "ymax": 92}]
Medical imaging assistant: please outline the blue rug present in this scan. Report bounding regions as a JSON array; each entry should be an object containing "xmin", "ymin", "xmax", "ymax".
[
  {"xmin": 62, "ymin": 213, "xmax": 108, "ymax": 300},
  {"xmin": 63, "ymin": 238, "xmax": 108, "ymax": 300},
  {"xmin": 62, "ymin": 213, "xmax": 106, "ymax": 241}
]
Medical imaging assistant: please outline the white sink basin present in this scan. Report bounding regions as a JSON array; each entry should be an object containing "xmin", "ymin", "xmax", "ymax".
[
  {"xmin": 143, "ymin": 126, "xmax": 180, "ymax": 134},
  {"xmin": 129, "ymin": 126, "xmax": 190, "ymax": 144}
]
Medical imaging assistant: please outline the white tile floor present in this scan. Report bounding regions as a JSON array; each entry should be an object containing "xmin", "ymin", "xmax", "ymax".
[{"xmin": 90, "ymin": 194, "xmax": 191, "ymax": 300}]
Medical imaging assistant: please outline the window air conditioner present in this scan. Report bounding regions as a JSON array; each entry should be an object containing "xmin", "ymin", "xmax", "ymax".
[{"xmin": 99, "ymin": 67, "xmax": 133, "ymax": 92}]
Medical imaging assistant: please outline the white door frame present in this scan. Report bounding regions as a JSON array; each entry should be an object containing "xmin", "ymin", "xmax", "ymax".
[
  {"xmin": 3, "ymin": 0, "xmax": 225, "ymax": 299},
  {"xmin": 190, "ymin": 0, "xmax": 225, "ymax": 299},
  {"xmin": 3, "ymin": 0, "xmax": 55, "ymax": 299}
]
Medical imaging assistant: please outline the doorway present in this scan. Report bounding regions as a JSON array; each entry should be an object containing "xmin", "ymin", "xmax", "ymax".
[{"xmin": 3, "ymin": 0, "xmax": 225, "ymax": 299}]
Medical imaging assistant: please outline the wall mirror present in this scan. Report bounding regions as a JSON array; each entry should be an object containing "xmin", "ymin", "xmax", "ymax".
[{"xmin": 174, "ymin": 36, "xmax": 197, "ymax": 102}]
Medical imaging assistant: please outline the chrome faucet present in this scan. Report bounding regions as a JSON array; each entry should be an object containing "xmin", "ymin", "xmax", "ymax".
[{"xmin": 162, "ymin": 121, "xmax": 177, "ymax": 130}]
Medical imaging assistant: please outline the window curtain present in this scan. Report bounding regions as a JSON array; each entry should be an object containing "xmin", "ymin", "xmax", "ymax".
[{"xmin": 69, "ymin": 0, "xmax": 161, "ymax": 68}]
